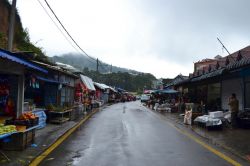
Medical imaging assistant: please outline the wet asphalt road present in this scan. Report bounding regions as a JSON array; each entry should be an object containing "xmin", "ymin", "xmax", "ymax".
[{"xmin": 40, "ymin": 101, "xmax": 234, "ymax": 166}]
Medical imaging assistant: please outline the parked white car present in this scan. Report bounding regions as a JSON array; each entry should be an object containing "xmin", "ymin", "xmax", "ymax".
[{"xmin": 140, "ymin": 94, "xmax": 150, "ymax": 103}]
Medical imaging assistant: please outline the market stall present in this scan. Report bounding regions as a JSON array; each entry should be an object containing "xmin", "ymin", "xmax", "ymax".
[
  {"xmin": 77, "ymin": 74, "xmax": 96, "ymax": 113},
  {"xmin": 94, "ymin": 82, "xmax": 109, "ymax": 104},
  {"xmin": 194, "ymin": 111, "xmax": 225, "ymax": 129},
  {"xmin": 0, "ymin": 48, "xmax": 47, "ymax": 151},
  {"xmin": 152, "ymin": 89, "xmax": 179, "ymax": 112},
  {"xmin": 30, "ymin": 61, "xmax": 79, "ymax": 123}
]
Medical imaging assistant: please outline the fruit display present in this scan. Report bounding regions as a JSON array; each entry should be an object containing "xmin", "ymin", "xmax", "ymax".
[
  {"xmin": 0, "ymin": 124, "xmax": 16, "ymax": 135},
  {"xmin": 46, "ymin": 104, "xmax": 71, "ymax": 112},
  {"xmin": 46, "ymin": 104, "xmax": 55, "ymax": 111},
  {"xmin": 18, "ymin": 112, "xmax": 37, "ymax": 120}
]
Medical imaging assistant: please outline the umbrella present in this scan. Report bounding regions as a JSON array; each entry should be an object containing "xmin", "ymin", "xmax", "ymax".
[
  {"xmin": 162, "ymin": 89, "xmax": 179, "ymax": 94},
  {"xmin": 152, "ymin": 89, "xmax": 179, "ymax": 94}
]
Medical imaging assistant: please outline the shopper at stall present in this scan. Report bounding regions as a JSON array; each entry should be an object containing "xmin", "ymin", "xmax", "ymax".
[{"xmin": 228, "ymin": 93, "xmax": 239, "ymax": 128}]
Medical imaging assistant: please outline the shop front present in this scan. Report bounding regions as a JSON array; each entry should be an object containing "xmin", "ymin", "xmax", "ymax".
[
  {"xmin": 221, "ymin": 78, "xmax": 243, "ymax": 111},
  {"xmin": 46, "ymin": 72, "xmax": 78, "ymax": 124},
  {"xmin": 0, "ymin": 74, "xmax": 18, "ymax": 118},
  {"xmin": 0, "ymin": 49, "xmax": 47, "ymax": 151},
  {"xmin": 94, "ymin": 82, "xmax": 109, "ymax": 104},
  {"xmin": 76, "ymin": 74, "xmax": 96, "ymax": 112},
  {"xmin": 207, "ymin": 82, "xmax": 221, "ymax": 111}
]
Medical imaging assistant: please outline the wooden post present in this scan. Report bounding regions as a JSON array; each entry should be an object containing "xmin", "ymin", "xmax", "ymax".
[{"xmin": 16, "ymin": 74, "xmax": 24, "ymax": 118}]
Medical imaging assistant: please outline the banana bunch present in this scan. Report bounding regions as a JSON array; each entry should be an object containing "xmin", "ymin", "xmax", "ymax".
[{"xmin": 0, "ymin": 125, "xmax": 16, "ymax": 135}]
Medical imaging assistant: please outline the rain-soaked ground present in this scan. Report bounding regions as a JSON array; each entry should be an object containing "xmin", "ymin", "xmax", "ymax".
[{"xmin": 39, "ymin": 101, "xmax": 245, "ymax": 166}]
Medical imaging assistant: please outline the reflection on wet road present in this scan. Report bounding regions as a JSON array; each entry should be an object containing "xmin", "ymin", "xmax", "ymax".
[{"xmin": 40, "ymin": 101, "xmax": 233, "ymax": 166}]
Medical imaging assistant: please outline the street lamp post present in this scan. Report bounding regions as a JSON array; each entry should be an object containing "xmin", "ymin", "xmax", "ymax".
[{"xmin": 8, "ymin": 0, "xmax": 17, "ymax": 51}]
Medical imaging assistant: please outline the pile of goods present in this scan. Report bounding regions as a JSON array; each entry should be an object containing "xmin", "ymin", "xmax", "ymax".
[
  {"xmin": 5, "ymin": 112, "xmax": 38, "ymax": 128},
  {"xmin": 18, "ymin": 112, "xmax": 37, "ymax": 120},
  {"xmin": 46, "ymin": 104, "xmax": 70, "ymax": 112},
  {"xmin": 0, "ymin": 124, "xmax": 16, "ymax": 135}
]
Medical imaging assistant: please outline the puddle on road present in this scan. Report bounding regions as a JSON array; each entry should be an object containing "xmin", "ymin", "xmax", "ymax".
[
  {"xmin": 123, "ymin": 105, "xmax": 126, "ymax": 113},
  {"xmin": 66, "ymin": 150, "xmax": 84, "ymax": 166}
]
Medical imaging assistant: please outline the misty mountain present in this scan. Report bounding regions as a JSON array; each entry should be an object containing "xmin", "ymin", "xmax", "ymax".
[{"xmin": 51, "ymin": 53, "xmax": 141, "ymax": 74}]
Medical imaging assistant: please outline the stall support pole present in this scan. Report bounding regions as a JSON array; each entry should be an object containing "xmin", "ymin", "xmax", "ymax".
[{"xmin": 17, "ymin": 74, "xmax": 24, "ymax": 118}]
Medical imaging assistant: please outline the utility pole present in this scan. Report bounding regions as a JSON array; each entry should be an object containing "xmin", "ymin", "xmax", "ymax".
[
  {"xmin": 8, "ymin": 0, "xmax": 17, "ymax": 51},
  {"xmin": 110, "ymin": 64, "xmax": 112, "ymax": 73},
  {"xmin": 96, "ymin": 58, "xmax": 99, "ymax": 72}
]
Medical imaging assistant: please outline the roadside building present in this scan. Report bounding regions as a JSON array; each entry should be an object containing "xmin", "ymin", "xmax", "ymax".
[
  {"xmin": 176, "ymin": 45, "xmax": 250, "ymax": 112},
  {"xmin": 0, "ymin": 49, "xmax": 47, "ymax": 118},
  {"xmin": 30, "ymin": 61, "xmax": 78, "ymax": 108}
]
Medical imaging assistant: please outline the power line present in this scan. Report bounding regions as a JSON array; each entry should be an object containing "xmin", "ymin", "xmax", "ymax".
[
  {"xmin": 36, "ymin": 0, "xmax": 77, "ymax": 52},
  {"xmin": 36, "ymin": 0, "xmax": 96, "ymax": 65},
  {"xmin": 43, "ymin": 0, "xmax": 96, "ymax": 62},
  {"xmin": 38, "ymin": 0, "xmax": 115, "ymax": 73}
]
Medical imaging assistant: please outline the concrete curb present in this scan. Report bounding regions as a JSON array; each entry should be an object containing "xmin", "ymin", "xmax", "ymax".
[
  {"xmin": 29, "ymin": 108, "xmax": 100, "ymax": 166},
  {"xmin": 189, "ymin": 125, "xmax": 249, "ymax": 162}
]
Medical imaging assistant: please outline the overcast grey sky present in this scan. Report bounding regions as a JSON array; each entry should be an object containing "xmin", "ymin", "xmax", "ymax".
[{"xmin": 16, "ymin": 0, "xmax": 250, "ymax": 78}]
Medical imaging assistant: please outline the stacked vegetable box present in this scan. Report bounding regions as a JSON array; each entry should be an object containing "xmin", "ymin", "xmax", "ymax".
[{"xmin": 0, "ymin": 112, "xmax": 39, "ymax": 150}]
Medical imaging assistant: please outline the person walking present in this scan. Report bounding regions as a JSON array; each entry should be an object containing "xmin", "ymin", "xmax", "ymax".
[{"xmin": 228, "ymin": 93, "xmax": 239, "ymax": 128}]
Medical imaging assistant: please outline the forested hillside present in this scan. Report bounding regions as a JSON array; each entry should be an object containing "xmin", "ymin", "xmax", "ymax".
[
  {"xmin": 0, "ymin": 0, "xmax": 49, "ymax": 63},
  {"xmin": 51, "ymin": 53, "xmax": 140, "ymax": 74},
  {"xmin": 82, "ymin": 68, "xmax": 156, "ymax": 93}
]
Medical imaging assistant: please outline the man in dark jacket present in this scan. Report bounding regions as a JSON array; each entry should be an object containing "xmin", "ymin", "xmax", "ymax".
[{"xmin": 228, "ymin": 93, "xmax": 239, "ymax": 128}]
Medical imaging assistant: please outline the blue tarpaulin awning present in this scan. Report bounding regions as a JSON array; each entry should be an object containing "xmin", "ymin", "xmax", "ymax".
[
  {"xmin": 153, "ymin": 89, "xmax": 179, "ymax": 94},
  {"xmin": 36, "ymin": 76, "xmax": 59, "ymax": 84},
  {"xmin": 0, "ymin": 49, "xmax": 47, "ymax": 73}
]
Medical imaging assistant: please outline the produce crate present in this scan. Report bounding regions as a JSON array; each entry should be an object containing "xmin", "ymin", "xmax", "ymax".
[
  {"xmin": 0, "ymin": 127, "xmax": 36, "ymax": 151},
  {"xmin": 30, "ymin": 117, "xmax": 39, "ymax": 127},
  {"xmin": 50, "ymin": 117, "xmax": 69, "ymax": 124},
  {"xmin": 5, "ymin": 117, "xmax": 39, "ymax": 128},
  {"xmin": 16, "ymin": 125, "xmax": 27, "ymax": 132}
]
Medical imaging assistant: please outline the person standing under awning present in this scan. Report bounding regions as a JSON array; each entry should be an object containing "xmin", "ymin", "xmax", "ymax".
[{"xmin": 228, "ymin": 93, "xmax": 239, "ymax": 128}]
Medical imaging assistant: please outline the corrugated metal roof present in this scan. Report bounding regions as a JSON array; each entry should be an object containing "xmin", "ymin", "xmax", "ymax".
[
  {"xmin": 32, "ymin": 60, "xmax": 78, "ymax": 78},
  {"xmin": 191, "ymin": 68, "xmax": 225, "ymax": 82},
  {"xmin": 174, "ymin": 78, "xmax": 190, "ymax": 86},
  {"xmin": 109, "ymin": 86, "xmax": 117, "ymax": 93},
  {"xmin": 80, "ymin": 75, "xmax": 96, "ymax": 91},
  {"xmin": 0, "ymin": 49, "xmax": 47, "ymax": 73},
  {"xmin": 226, "ymin": 58, "xmax": 250, "ymax": 71},
  {"xmin": 94, "ymin": 82, "xmax": 110, "ymax": 90}
]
